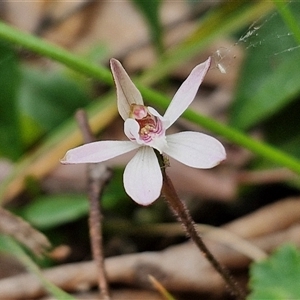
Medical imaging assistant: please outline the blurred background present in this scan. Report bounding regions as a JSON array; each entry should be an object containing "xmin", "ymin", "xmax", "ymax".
[{"xmin": 1, "ymin": 1, "xmax": 300, "ymax": 299}]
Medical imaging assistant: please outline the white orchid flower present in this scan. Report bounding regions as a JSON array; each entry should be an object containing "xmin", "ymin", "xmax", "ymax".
[{"xmin": 62, "ymin": 58, "xmax": 226, "ymax": 206}]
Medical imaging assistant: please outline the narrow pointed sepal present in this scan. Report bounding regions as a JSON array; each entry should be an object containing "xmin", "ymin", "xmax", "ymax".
[{"xmin": 110, "ymin": 58, "xmax": 144, "ymax": 120}]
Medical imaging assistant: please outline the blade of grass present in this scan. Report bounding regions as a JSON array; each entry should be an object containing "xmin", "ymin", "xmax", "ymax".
[
  {"xmin": 0, "ymin": 22, "xmax": 112, "ymax": 85},
  {"xmin": 0, "ymin": 235, "xmax": 76, "ymax": 300},
  {"xmin": 148, "ymin": 275, "xmax": 176, "ymax": 300}
]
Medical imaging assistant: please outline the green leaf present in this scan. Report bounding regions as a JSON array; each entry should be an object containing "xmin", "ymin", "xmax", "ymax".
[
  {"xmin": 21, "ymin": 194, "xmax": 89, "ymax": 229},
  {"xmin": 0, "ymin": 235, "xmax": 76, "ymax": 300},
  {"xmin": 273, "ymin": 0, "xmax": 300, "ymax": 45},
  {"xmin": 131, "ymin": 0, "xmax": 163, "ymax": 53},
  {"xmin": 18, "ymin": 67, "xmax": 91, "ymax": 147},
  {"xmin": 19, "ymin": 170, "xmax": 129, "ymax": 229},
  {"xmin": 263, "ymin": 99, "xmax": 300, "ymax": 159},
  {"xmin": 230, "ymin": 2, "xmax": 300, "ymax": 130},
  {"xmin": 0, "ymin": 41, "xmax": 22, "ymax": 160},
  {"xmin": 248, "ymin": 244, "xmax": 300, "ymax": 299}
]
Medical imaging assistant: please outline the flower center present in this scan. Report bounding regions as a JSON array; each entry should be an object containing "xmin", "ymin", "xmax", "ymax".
[{"xmin": 129, "ymin": 104, "xmax": 163, "ymax": 142}]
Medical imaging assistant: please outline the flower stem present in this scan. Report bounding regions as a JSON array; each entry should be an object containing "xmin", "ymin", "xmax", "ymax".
[{"xmin": 158, "ymin": 155, "xmax": 245, "ymax": 299}]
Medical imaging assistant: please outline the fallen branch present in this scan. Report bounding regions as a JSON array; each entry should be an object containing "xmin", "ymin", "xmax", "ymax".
[{"xmin": 1, "ymin": 197, "xmax": 300, "ymax": 298}]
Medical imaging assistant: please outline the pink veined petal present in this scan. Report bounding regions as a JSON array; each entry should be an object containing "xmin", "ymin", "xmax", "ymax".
[
  {"xmin": 164, "ymin": 131, "xmax": 226, "ymax": 169},
  {"xmin": 123, "ymin": 147, "xmax": 162, "ymax": 206},
  {"xmin": 124, "ymin": 112, "xmax": 168, "ymax": 153},
  {"xmin": 147, "ymin": 106, "xmax": 170, "ymax": 129},
  {"xmin": 124, "ymin": 118, "xmax": 140, "ymax": 142},
  {"xmin": 61, "ymin": 140, "xmax": 139, "ymax": 164},
  {"xmin": 110, "ymin": 58, "xmax": 144, "ymax": 120},
  {"xmin": 163, "ymin": 57, "xmax": 211, "ymax": 128}
]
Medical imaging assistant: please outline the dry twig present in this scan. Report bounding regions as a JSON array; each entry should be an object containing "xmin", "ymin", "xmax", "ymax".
[
  {"xmin": 1, "ymin": 198, "xmax": 300, "ymax": 298},
  {"xmin": 75, "ymin": 109, "xmax": 112, "ymax": 300},
  {"xmin": 0, "ymin": 207, "xmax": 50, "ymax": 256}
]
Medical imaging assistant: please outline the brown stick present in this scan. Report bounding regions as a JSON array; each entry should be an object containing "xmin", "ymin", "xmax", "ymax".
[
  {"xmin": 2, "ymin": 200, "xmax": 300, "ymax": 298},
  {"xmin": 75, "ymin": 109, "xmax": 112, "ymax": 300}
]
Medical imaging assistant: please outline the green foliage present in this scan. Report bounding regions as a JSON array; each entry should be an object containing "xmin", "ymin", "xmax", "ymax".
[
  {"xmin": 264, "ymin": 99, "xmax": 300, "ymax": 159},
  {"xmin": 273, "ymin": 0, "xmax": 300, "ymax": 45},
  {"xmin": 131, "ymin": 0, "xmax": 163, "ymax": 53},
  {"xmin": 0, "ymin": 41, "xmax": 22, "ymax": 160},
  {"xmin": 229, "ymin": 2, "xmax": 300, "ymax": 162},
  {"xmin": 18, "ymin": 67, "xmax": 91, "ymax": 147},
  {"xmin": 0, "ymin": 51, "xmax": 92, "ymax": 160},
  {"xmin": 19, "ymin": 194, "xmax": 89, "ymax": 229},
  {"xmin": 248, "ymin": 244, "xmax": 300, "ymax": 299},
  {"xmin": 18, "ymin": 171, "xmax": 129, "ymax": 230},
  {"xmin": 230, "ymin": 2, "xmax": 300, "ymax": 130}
]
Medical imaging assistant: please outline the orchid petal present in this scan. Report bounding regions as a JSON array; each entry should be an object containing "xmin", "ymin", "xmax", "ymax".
[
  {"xmin": 164, "ymin": 57, "xmax": 211, "ymax": 128},
  {"xmin": 147, "ymin": 106, "xmax": 163, "ymax": 119},
  {"xmin": 61, "ymin": 140, "xmax": 139, "ymax": 164},
  {"xmin": 124, "ymin": 147, "xmax": 162, "ymax": 205},
  {"xmin": 124, "ymin": 118, "xmax": 141, "ymax": 142},
  {"xmin": 147, "ymin": 135, "xmax": 168, "ymax": 154},
  {"xmin": 124, "ymin": 115, "xmax": 168, "ymax": 153},
  {"xmin": 110, "ymin": 58, "xmax": 144, "ymax": 120},
  {"xmin": 164, "ymin": 131, "xmax": 226, "ymax": 168}
]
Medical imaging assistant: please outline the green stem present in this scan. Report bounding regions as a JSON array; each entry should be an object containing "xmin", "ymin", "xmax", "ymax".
[
  {"xmin": 1, "ymin": 21, "xmax": 300, "ymax": 175},
  {"xmin": 184, "ymin": 108, "xmax": 300, "ymax": 175},
  {"xmin": 272, "ymin": 0, "xmax": 300, "ymax": 45},
  {"xmin": 0, "ymin": 22, "xmax": 112, "ymax": 85}
]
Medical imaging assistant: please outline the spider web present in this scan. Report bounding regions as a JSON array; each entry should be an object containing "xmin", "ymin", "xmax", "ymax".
[{"xmin": 212, "ymin": 1, "xmax": 300, "ymax": 74}]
